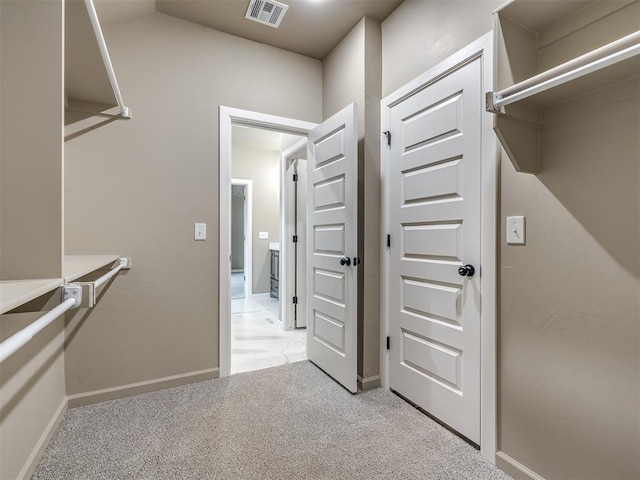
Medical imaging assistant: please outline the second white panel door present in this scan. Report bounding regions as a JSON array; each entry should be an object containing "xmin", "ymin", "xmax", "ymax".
[{"xmin": 388, "ymin": 56, "xmax": 483, "ymax": 443}]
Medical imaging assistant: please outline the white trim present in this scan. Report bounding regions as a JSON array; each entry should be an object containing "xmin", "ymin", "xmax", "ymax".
[
  {"xmin": 67, "ymin": 368, "xmax": 220, "ymax": 408},
  {"xmin": 496, "ymin": 451, "xmax": 546, "ymax": 480},
  {"xmin": 280, "ymin": 138, "xmax": 307, "ymax": 330},
  {"xmin": 379, "ymin": 32, "xmax": 497, "ymax": 463},
  {"xmin": 219, "ymin": 106, "xmax": 317, "ymax": 378},
  {"xmin": 231, "ymin": 179, "xmax": 253, "ymax": 299}
]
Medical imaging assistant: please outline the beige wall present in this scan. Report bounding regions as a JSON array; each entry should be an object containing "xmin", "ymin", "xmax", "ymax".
[
  {"xmin": 0, "ymin": 2, "xmax": 67, "ymax": 479},
  {"xmin": 0, "ymin": 313, "xmax": 66, "ymax": 480},
  {"xmin": 1, "ymin": 0, "xmax": 64, "ymax": 280},
  {"xmin": 231, "ymin": 143, "xmax": 281, "ymax": 294},
  {"xmin": 383, "ymin": 1, "xmax": 639, "ymax": 479},
  {"xmin": 63, "ymin": 13, "xmax": 322, "ymax": 396},
  {"xmin": 323, "ymin": 17, "xmax": 382, "ymax": 387},
  {"xmin": 382, "ymin": 0, "xmax": 499, "ymax": 96},
  {"xmin": 499, "ymin": 81, "xmax": 640, "ymax": 480}
]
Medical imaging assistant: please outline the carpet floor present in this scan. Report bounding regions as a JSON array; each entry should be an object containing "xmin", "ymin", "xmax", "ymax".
[{"xmin": 32, "ymin": 362, "xmax": 511, "ymax": 480}]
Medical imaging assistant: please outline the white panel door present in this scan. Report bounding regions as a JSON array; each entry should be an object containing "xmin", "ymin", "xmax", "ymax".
[
  {"xmin": 388, "ymin": 57, "xmax": 483, "ymax": 443},
  {"xmin": 307, "ymin": 104, "xmax": 358, "ymax": 393}
]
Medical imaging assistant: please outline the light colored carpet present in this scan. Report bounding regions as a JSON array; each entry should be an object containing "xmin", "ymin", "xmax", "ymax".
[{"xmin": 32, "ymin": 362, "xmax": 511, "ymax": 480}]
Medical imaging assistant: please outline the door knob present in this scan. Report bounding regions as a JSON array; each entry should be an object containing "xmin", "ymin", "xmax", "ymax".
[
  {"xmin": 339, "ymin": 256, "xmax": 351, "ymax": 266},
  {"xmin": 458, "ymin": 264, "xmax": 475, "ymax": 277},
  {"xmin": 352, "ymin": 257, "xmax": 361, "ymax": 266}
]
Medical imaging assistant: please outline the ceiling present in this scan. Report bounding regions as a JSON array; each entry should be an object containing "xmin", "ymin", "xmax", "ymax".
[
  {"xmin": 154, "ymin": 0, "xmax": 403, "ymax": 60},
  {"xmin": 67, "ymin": 0, "xmax": 402, "ymax": 104}
]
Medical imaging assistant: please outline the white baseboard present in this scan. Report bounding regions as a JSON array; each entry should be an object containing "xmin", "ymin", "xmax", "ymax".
[
  {"xmin": 358, "ymin": 374, "xmax": 381, "ymax": 391},
  {"xmin": 496, "ymin": 451, "xmax": 546, "ymax": 480},
  {"xmin": 67, "ymin": 367, "xmax": 220, "ymax": 408},
  {"xmin": 17, "ymin": 396, "xmax": 68, "ymax": 480}
]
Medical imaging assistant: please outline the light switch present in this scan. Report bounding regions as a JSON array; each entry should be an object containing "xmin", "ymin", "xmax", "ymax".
[
  {"xmin": 195, "ymin": 223, "xmax": 207, "ymax": 241},
  {"xmin": 506, "ymin": 216, "xmax": 525, "ymax": 245},
  {"xmin": 259, "ymin": 231, "xmax": 269, "ymax": 239}
]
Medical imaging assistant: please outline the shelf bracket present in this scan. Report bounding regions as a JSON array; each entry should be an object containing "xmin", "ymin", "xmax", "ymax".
[
  {"xmin": 62, "ymin": 285, "xmax": 83, "ymax": 308},
  {"xmin": 485, "ymin": 92, "xmax": 503, "ymax": 114}
]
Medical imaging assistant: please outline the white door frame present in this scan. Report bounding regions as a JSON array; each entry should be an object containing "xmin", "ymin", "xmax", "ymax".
[
  {"xmin": 280, "ymin": 138, "xmax": 308, "ymax": 330},
  {"xmin": 219, "ymin": 106, "xmax": 317, "ymax": 378},
  {"xmin": 231, "ymin": 178, "xmax": 253, "ymax": 299},
  {"xmin": 379, "ymin": 33, "xmax": 497, "ymax": 463}
]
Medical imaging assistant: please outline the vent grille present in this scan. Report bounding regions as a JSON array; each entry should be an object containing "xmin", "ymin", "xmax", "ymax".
[{"xmin": 245, "ymin": 0, "xmax": 289, "ymax": 28}]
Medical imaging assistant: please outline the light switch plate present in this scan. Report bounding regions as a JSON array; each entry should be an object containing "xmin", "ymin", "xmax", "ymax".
[
  {"xmin": 506, "ymin": 216, "xmax": 525, "ymax": 245},
  {"xmin": 259, "ymin": 231, "xmax": 269, "ymax": 239},
  {"xmin": 195, "ymin": 223, "xmax": 207, "ymax": 241}
]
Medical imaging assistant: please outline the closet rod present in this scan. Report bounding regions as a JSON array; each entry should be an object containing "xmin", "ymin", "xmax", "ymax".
[
  {"xmin": 94, "ymin": 258, "xmax": 128, "ymax": 288},
  {"xmin": 489, "ymin": 34, "xmax": 640, "ymax": 110},
  {"xmin": 84, "ymin": 0, "xmax": 131, "ymax": 118},
  {"xmin": 0, "ymin": 297, "xmax": 78, "ymax": 364}
]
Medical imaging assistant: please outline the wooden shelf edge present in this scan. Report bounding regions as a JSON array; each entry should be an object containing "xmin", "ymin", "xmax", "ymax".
[
  {"xmin": 0, "ymin": 278, "xmax": 64, "ymax": 315},
  {"xmin": 63, "ymin": 255, "xmax": 120, "ymax": 283}
]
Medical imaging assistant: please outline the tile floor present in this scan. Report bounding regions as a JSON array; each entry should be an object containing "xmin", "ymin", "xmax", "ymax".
[
  {"xmin": 231, "ymin": 271, "xmax": 245, "ymax": 299},
  {"xmin": 231, "ymin": 293, "xmax": 306, "ymax": 375}
]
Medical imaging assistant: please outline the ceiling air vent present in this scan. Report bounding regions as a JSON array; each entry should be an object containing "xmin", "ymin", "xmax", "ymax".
[{"xmin": 245, "ymin": 0, "xmax": 289, "ymax": 28}]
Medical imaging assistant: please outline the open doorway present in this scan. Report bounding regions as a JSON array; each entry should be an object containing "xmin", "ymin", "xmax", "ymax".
[
  {"xmin": 230, "ymin": 180, "xmax": 252, "ymax": 300},
  {"xmin": 228, "ymin": 123, "xmax": 308, "ymax": 375},
  {"xmin": 220, "ymin": 104, "xmax": 360, "ymax": 393}
]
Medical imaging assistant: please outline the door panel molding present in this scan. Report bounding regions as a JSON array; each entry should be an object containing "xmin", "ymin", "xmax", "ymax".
[
  {"xmin": 380, "ymin": 32, "xmax": 497, "ymax": 463},
  {"xmin": 307, "ymin": 103, "xmax": 358, "ymax": 393}
]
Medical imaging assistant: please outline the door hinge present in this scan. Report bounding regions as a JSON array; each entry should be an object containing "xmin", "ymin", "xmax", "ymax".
[
  {"xmin": 292, "ymin": 296, "xmax": 298, "ymax": 304},
  {"xmin": 293, "ymin": 173, "xmax": 299, "ymax": 182},
  {"xmin": 386, "ymin": 234, "xmax": 391, "ymax": 248},
  {"xmin": 386, "ymin": 336, "xmax": 390, "ymax": 350},
  {"xmin": 292, "ymin": 234, "xmax": 298, "ymax": 243},
  {"xmin": 383, "ymin": 130, "xmax": 391, "ymax": 147}
]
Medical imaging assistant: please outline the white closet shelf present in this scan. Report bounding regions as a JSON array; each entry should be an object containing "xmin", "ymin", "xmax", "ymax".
[
  {"xmin": 488, "ymin": 35, "xmax": 640, "ymax": 111},
  {"xmin": 63, "ymin": 255, "xmax": 121, "ymax": 282},
  {"xmin": 494, "ymin": 0, "xmax": 596, "ymax": 34},
  {"xmin": 0, "ymin": 279, "xmax": 64, "ymax": 315},
  {"xmin": 489, "ymin": 0, "xmax": 640, "ymax": 174}
]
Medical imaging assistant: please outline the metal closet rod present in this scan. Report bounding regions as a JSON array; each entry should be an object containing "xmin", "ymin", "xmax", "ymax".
[
  {"xmin": 0, "ymin": 258, "xmax": 129, "ymax": 364},
  {"xmin": 0, "ymin": 296, "xmax": 77, "ymax": 364},
  {"xmin": 490, "ymin": 31, "xmax": 640, "ymax": 110},
  {"xmin": 94, "ymin": 258, "xmax": 128, "ymax": 288},
  {"xmin": 84, "ymin": 0, "xmax": 131, "ymax": 118}
]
